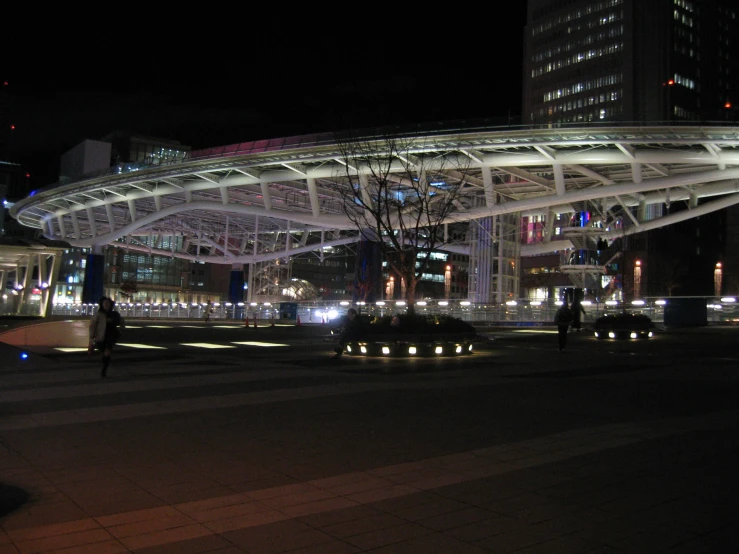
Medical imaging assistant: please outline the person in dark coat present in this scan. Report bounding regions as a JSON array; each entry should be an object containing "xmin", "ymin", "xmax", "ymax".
[
  {"xmin": 571, "ymin": 296, "xmax": 587, "ymax": 332},
  {"xmin": 334, "ymin": 308, "xmax": 362, "ymax": 357},
  {"xmin": 89, "ymin": 296, "xmax": 125, "ymax": 378},
  {"xmin": 553, "ymin": 300, "xmax": 573, "ymax": 351}
]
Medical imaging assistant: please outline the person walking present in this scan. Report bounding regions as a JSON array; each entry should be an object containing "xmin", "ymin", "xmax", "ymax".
[
  {"xmin": 334, "ymin": 308, "xmax": 362, "ymax": 357},
  {"xmin": 553, "ymin": 300, "xmax": 573, "ymax": 351},
  {"xmin": 571, "ymin": 295, "xmax": 587, "ymax": 332},
  {"xmin": 89, "ymin": 296, "xmax": 125, "ymax": 378}
]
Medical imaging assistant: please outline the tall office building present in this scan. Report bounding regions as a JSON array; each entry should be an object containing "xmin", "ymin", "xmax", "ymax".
[
  {"xmin": 523, "ymin": 0, "xmax": 738, "ymax": 125},
  {"xmin": 522, "ymin": 0, "xmax": 739, "ymax": 297}
]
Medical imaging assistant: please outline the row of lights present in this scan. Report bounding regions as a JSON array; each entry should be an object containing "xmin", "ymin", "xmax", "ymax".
[
  {"xmin": 54, "ymin": 297, "xmax": 739, "ymax": 309},
  {"xmin": 594, "ymin": 331, "xmax": 654, "ymax": 339},
  {"xmin": 346, "ymin": 343, "xmax": 474, "ymax": 355},
  {"xmin": 339, "ymin": 298, "xmax": 739, "ymax": 307},
  {"xmin": 65, "ymin": 302, "xmax": 248, "ymax": 308}
]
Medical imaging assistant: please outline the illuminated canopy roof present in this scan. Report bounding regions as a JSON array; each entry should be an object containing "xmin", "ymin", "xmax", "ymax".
[{"xmin": 10, "ymin": 124, "xmax": 739, "ymax": 263}]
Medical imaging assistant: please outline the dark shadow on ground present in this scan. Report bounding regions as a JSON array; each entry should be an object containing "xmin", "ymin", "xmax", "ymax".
[
  {"xmin": 0, "ymin": 483, "xmax": 30, "ymax": 519},
  {"xmin": 298, "ymin": 352, "xmax": 493, "ymax": 373}
]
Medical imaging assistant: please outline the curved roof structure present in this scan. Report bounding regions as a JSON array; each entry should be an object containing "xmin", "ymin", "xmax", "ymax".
[{"xmin": 10, "ymin": 124, "xmax": 739, "ymax": 263}]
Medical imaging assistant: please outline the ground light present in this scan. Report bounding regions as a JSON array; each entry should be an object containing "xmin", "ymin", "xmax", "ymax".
[{"xmin": 20, "ymin": 352, "xmax": 29, "ymax": 360}]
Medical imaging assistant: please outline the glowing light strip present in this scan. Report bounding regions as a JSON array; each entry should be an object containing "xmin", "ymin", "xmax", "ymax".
[
  {"xmin": 231, "ymin": 342, "xmax": 289, "ymax": 347},
  {"xmin": 117, "ymin": 343, "xmax": 167, "ymax": 349},
  {"xmin": 180, "ymin": 343, "xmax": 237, "ymax": 349}
]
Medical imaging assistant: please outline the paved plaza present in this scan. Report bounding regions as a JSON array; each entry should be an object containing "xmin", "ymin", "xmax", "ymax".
[{"xmin": 0, "ymin": 320, "xmax": 737, "ymax": 553}]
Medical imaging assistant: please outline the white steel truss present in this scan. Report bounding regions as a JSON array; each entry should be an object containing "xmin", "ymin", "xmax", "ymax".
[{"xmin": 10, "ymin": 125, "xmax": 739, "ymax": 299}]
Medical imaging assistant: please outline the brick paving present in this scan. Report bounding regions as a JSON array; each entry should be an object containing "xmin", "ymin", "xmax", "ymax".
[{"xmin": 0, "ymin": 321, "xmax": 737, "ymax": 552}]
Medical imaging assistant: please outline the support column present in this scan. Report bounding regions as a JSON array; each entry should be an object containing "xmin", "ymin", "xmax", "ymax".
[
  {"xmin": 247, "ymin": 216, "xmax": 258, "ymax": 302},
  {"xmin": 229, "ymin": 263, "xmax": 245, "ymax": 304},
  {"xmin": 246, "ymin": 263, "xmax": 254, "ymax": 303},
  {"xmin": 37, "ymin": 254, "xmax": 48, "ymax": 316},
  {"xmin": 82, "ymin": 245, "xmax": 106, "ymax": 304},
  {"xmin": 17, "ymin": 260, "xmax": 33, "ymax": 314},
  {"xmin": 469, "ymin": 209, "xmax": 521, "ymax": 305},
  {"xmin": 468, "ymin": 216, "xmax": 493, "ymax": 303},
  {"xmin": 0, "ymin": 269, "xmax": 8, "ymax": 314},
  {"xmin": 42, "ymin": 253, "xmax": 63, "ymax": 318},
  {"xmin": 353, "ymin": 229, "xmax": 382, "ymax": 304}
]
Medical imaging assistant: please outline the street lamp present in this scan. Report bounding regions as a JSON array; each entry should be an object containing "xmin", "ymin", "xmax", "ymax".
[
  {"xmin": 662, "ymin": 79, "xmax": 675, "ymax": 122},
  {"xmin": 723, "ymin": 101, "xmax": 733, "ymax": 122},
  {"xmin": 634, "ymin": 259, "xmax": 642, "ymax": 299},
  {"xmin": 714, "ymin": 262, "xmax": 723, "ymax": 297},
  {"xmin": 386, "ymin": 276, "xmax": 394, "ymax": 299}
]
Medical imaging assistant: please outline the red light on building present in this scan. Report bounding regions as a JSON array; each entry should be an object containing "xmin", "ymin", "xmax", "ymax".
[
  {"xmin": 9, "ymin": 124, "xmax": 15, "ymax": 130},
  {"xmin": 725, "ymin": 102, "xmax": 732, "ymax": 109}
]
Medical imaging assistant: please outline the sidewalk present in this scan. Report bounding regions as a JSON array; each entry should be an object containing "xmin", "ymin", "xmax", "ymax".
[{"xmin": 1, "ymin": 323, "xmax": 737, "ymax": 552}]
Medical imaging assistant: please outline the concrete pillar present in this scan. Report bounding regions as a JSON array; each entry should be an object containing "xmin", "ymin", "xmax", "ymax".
[
  {"xmin": 82, "ymin": 246, "xmax": 106, "ymax": 304},
  {"xmin": 229, "ymin": 264, "xmax": 245, "ymax": 304}
]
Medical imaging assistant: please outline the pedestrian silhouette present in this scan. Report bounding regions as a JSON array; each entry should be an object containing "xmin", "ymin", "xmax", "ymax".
[
  {"xmin": 89, "ymin": 296, "xmax": 125, "ymax": 378},
  {"xmin": 334, "ymin": 308, "xmax": 362, "ymax": 357},
  {"xmin": 571, "ymin": 295, "xmax": 587, "ymax": 332},
  {"xmin": 553, "ymin": 300, "xmax": 573, "ymax": 351}
]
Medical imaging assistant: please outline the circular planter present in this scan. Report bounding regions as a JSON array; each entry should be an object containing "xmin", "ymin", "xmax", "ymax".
[
  {"xmin": 593, "ymin": 313, "xmax": 654, "ymax": 340},
  {"xmin": 342, "ymin": 333, "xmax": 475, "ymax": 357},
  {"xmin": 333, "ymin": 314, "xmax": 477, "ymax": 357}
]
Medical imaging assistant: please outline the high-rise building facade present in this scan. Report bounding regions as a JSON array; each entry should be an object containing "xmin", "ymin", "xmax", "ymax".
[
  {"xmin": 524, "ymin": 0, "xmax": 738, "ymax": 126},
  {"xmin": 521, "ymin": 0, "xmax": 739, "ymax": 298}
]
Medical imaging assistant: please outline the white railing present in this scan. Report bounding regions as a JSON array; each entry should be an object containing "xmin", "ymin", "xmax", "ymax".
[{"xmin": 45, "ymin": 297, "xmax": 739, "ymax": 325}]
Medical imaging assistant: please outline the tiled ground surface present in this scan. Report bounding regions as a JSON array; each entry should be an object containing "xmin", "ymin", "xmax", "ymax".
[{"xmin": 1, "ymin": 322, "xmax": 738, "ymax": 553}]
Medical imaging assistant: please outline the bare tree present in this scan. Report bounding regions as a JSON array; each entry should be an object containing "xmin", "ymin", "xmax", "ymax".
[
  {"xmin": 331, "ymin": 133, "xmax": 472, "ymax": 314},
  {"xmin": 652, "ymin": 251, "xmax": 688, "ymax": 296}
]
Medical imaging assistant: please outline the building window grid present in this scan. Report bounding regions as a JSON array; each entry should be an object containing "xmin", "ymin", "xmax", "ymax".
[
  {"xmin": 532, "ymin": 25, "xmax": 623, "ymax": 63},
  {"xmin": 531, "ymin": 41, "xmax": 624, "ymax": 78},
  {"xmin": 673, "ymin": 73, "xmax": 696, "ymax": 90},
  {"xmin": 118, "ymin": 252, "xmax": 186, "ymax": 288},
  {"xmin": 674, "ymin": 10, "xmax": 694, "ymax": 28},
  {"xmin": 542, "ymin": 73, "xmax": 622, "ymax": 102},
  {"xmin": 532, "ymin": 0, "xmax": 623, "ymax": 37},
  {"xmin": 539, "ymin": 88, "xmax": 622, "ymax": 117}
]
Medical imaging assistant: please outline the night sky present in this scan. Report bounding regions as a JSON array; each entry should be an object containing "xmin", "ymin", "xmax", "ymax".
[{"xmin": 3, "ymin": 10, "xmax": 528, "ymax": 189}]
